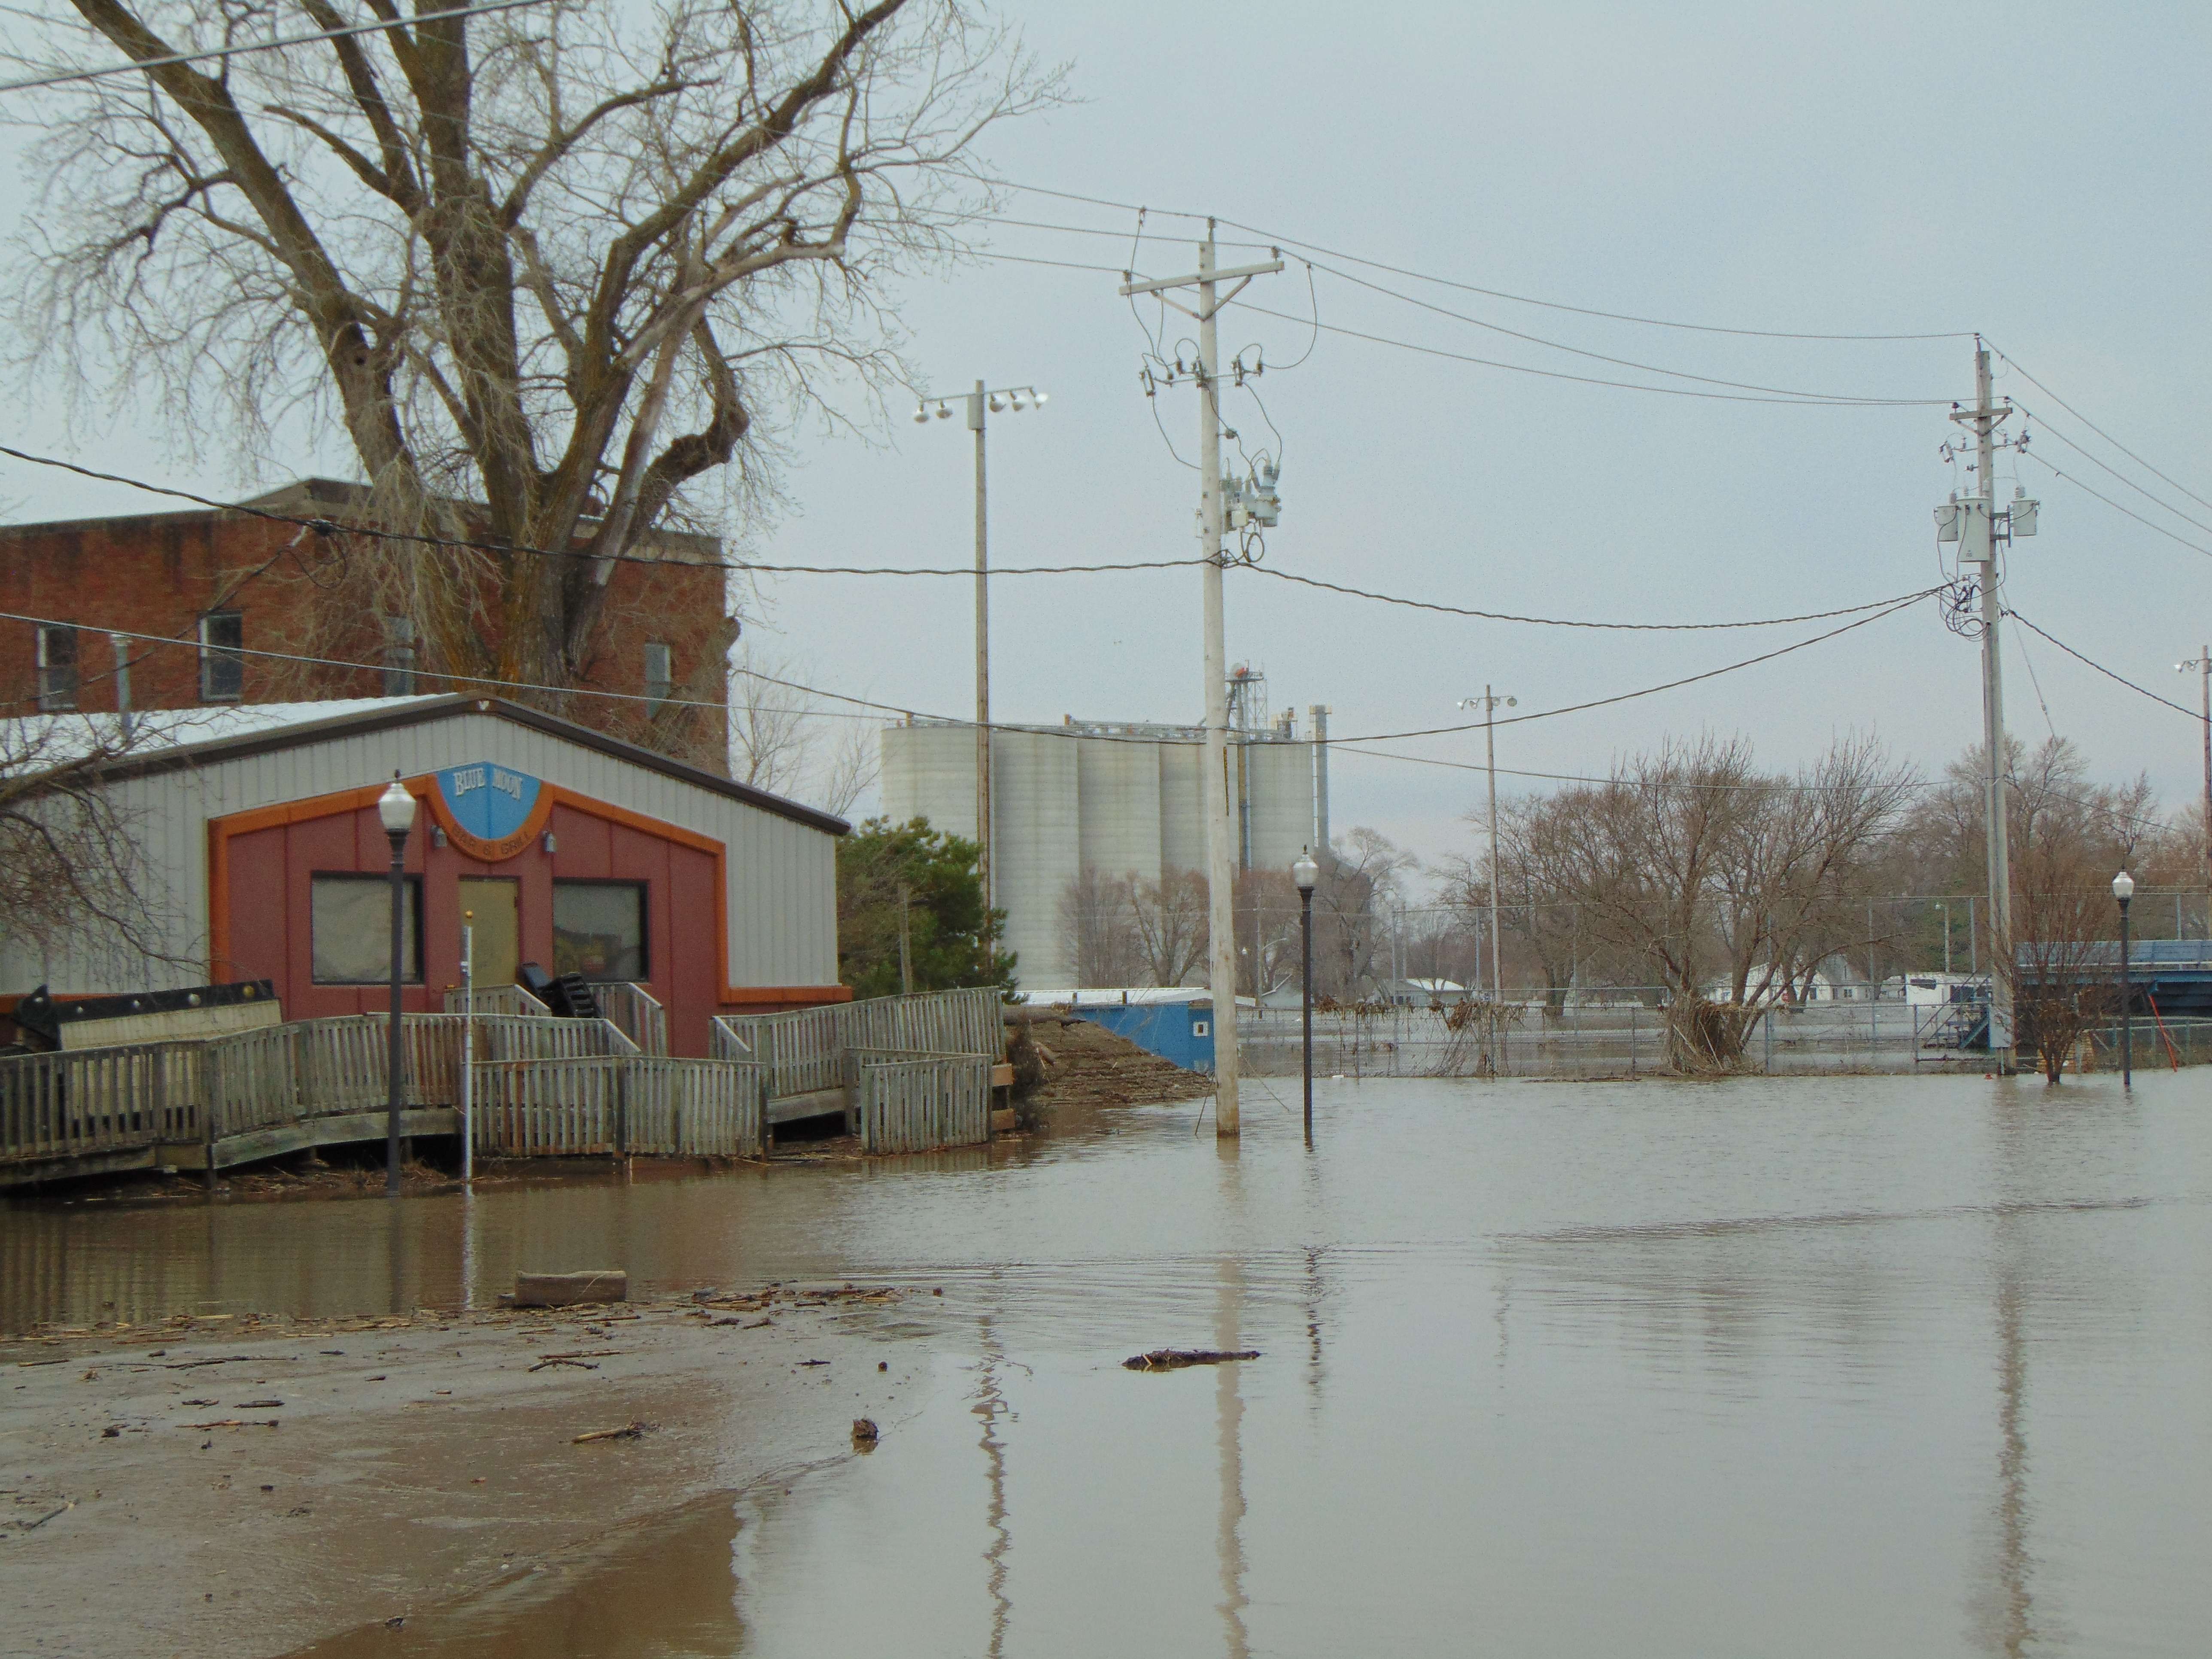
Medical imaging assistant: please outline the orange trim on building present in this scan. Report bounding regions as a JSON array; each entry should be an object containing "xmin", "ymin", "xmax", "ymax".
[{"xmin": 206, "ymin": 774, "xmax": 824, "ymax": 1006}]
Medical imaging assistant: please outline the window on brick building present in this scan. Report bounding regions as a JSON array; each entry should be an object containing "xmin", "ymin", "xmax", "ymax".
[
  {"xmin": 382, "ymin": 616, "xmax": 417, "ymax": 696},
  {"xmin": 35, "ymin": 625, "xmax": 78, "ymax": 711},
  {"xmin": 644, "ymin": 641, "xmax": 674, "ymax": 708},
  {"xmin": 198, "ymin": 611, "xmax": 244, "ymax": 702}
]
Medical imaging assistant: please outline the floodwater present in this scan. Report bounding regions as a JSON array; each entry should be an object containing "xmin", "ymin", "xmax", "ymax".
[{"xmin": 7, "ymin": 1072, "xmax": 2212, "ymax": 1656}]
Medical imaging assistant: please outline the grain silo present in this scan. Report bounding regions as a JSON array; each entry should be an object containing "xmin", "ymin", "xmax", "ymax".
[{"xmin": 879, "ymin": 670, "xmax": 1329, "ymax": 988}]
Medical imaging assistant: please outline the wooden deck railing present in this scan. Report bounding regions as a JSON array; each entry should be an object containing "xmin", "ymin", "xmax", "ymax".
[
  {"xmin": 595, "ymin": 984, "xmax": 668, "ymax": 1056},
  {"xmin": 0, "ymin": 1042, "xmax": 206, "ymax": 1166},
  {"xmin": 712, "ymin": 988, "xmax": 1004, "ymax": 1094},
  {"xmin": 441, "ymin": 983, "xmax": 553, "ymax": 1018},
  {"xmin": 1, "ymin": 1010, "xmax": 760, "ymax": 1177}
]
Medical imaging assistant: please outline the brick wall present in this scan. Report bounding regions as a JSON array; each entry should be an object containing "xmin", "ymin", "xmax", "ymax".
[{"xmin": 0, "ymin": 483, "xmax": 734, "ymax": 772}]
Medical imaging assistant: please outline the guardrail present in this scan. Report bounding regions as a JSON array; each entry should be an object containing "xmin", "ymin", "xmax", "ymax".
[
  {"xmin": 442, "ymin": 983, "xmax": 553, "ymax": 1018},
  {"xmin": 595, "ymin": 984, "xmax": 668, "ymax": 1056}
]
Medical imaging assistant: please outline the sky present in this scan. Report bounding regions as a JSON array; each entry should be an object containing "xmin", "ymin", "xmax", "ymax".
[{"xmin": 3, "ymin": 1, "xmax": 2209, "ymax": 890}]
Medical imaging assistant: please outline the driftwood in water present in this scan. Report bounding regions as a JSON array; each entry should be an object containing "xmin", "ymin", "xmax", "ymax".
[
  {"xmin": 1122, "ymin": 1349, "xmax": 1261, "ymax": 1371},
  {"xmin": 515, "ymin": 1270, "xmax": 628, "ymax": 1309}
]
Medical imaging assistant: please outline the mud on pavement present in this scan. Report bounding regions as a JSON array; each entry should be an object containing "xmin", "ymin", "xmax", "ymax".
[{"xmin": 2, "ymin": 1285, "xmax": 930, "ymax": 1659}]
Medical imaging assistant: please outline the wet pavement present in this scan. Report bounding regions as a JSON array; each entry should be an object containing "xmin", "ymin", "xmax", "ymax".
[{"xmin": 6, "ymin": 1072, "xmax": 2209, "ymax": 1656}]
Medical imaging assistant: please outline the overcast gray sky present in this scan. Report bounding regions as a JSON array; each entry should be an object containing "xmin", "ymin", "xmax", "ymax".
[{"xmin": 5, "ymin": 1, "xmax": 2208, "ymax": 884}]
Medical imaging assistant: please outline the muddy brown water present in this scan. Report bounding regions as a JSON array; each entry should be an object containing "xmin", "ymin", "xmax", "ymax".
[{"xmin": 7, "ymin": 1073, "xmax": 2211, "ymax": 1656}]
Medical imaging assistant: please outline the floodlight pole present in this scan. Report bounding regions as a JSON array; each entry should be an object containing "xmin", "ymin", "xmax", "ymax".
[
  {"xmin": 969, "ymin": 380, "xmax": 991, "ymax": 917},
  {"xmin": 1120, "ymin": 228, "xmax": 1282, "ymax": 1138}
]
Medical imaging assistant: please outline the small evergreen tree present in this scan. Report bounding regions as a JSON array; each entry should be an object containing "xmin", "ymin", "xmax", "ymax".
[{"xmin": 836, "ymin": 817, "xmax": 1016, "ymax": 1000}]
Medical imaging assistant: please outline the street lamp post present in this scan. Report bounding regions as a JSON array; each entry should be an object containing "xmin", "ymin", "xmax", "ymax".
[
  {"xmin": 377, "ymin": 775, "xmax": 417, "ymax": 1195},
  {"xmin": 1293, "ymin": 850, "xmax": 1319, "ymax": 1147},
  {"xmin": 913, "ymin": 382, "xmax": 1047, "ymax": 921},
  {"xmin": 2113, "ymin": 869, "xmax": 2135, "ymax": 1090}
]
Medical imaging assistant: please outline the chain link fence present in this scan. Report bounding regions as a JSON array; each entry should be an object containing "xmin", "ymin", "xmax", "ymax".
[{"xmin": 1237, "ymin": 999, "xmax": 2212, "ymax": 1079}]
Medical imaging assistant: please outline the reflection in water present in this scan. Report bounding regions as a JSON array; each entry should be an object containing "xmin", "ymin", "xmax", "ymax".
[
  {"xmin": 1991, "ymin": 1274, "xmax": 2033, "ymax": 1657},
  {"xmin": 9, "ymin": 1074, "xmax": 2210, "ymax": 1658},
  {"xmin": 1215, "ymin": 1253, "xmax": 1249, "ymax": 1659},
  {"xmin": 973, "ymin": 1314, "xmax": 1013, "ymax": 1659}
]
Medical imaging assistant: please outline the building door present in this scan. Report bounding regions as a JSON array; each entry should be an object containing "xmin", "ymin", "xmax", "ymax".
[{"xmin": 458, "ymin": 878, "xmax": 520, "ymax": 990}]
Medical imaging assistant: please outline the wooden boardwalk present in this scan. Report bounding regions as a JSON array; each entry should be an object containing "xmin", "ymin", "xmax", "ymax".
[
  {"xmin": 0, "ymin": 1009, "xmax": 767, "ymax": 1188},
  {"xmin": 0, "ymin": 986, "xmax": 1007, "ymax": 1186}
]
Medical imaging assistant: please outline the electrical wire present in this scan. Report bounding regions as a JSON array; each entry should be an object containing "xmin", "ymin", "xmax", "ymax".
[
  {"xmin": 1329, "ymin": 744, "xmax": 1944, "ymax": 796},
  {"xmin": 1302, "ymin": 258, "xmax": 1949, "ymax": 405},
  {"xmin": 0, "ymin": 442, "xmax": 1203, "ymax": 579},
  {"xmin": 2010, "ymin": 402, "xmax": 2212, "ymax": 539},
  {"xmin": 1988, "ymin": 344, "xmax": 2212, "ymax": 514},
  {"xmin": 993, "ymin": 181, "xmax": 1972, "ymax": 342},
  {"xmin": 1330, "ymin": 594, "xmax": 1928, "ymax": 744},
  {"xmin": 2017, "ymin": 449, "xmax": 2212, "ymax": 561},
  {"xmin": 1236, "ymin": 565, "xmax": 1941, "ymax": 633},
  {"xmin": 0, "ymin": 0, "xmax": 556, "ymax": 95},
  {"xmin": 1232, "ymin": 301, "xmax": 1951, "ymax": 407},
  {"xmin": 2006, "ymin": 611, "xmax": 2202, "ymax": 721}
]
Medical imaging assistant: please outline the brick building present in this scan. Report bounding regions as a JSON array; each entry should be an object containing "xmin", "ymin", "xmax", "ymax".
[{"xmin": 0, "ymin": 479, "xmax": 735, "ymax": 772}]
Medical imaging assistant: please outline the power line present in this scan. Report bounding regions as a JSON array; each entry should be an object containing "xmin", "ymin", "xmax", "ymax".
[
  {"xmin": 0, "ymin": 443, "xmax": 1202, "ymax": 580},
  {"xmin": 994, "ymin": 181, "xmax": 1971, "ymax": 343},
  {"xmin": 2005, "ymin": 610, "xmax": 2201, "ymax": 721},
  {"xmin": 1331, "ymin": 594, "xmax": 1928, "ymax": 744},
  {"xmin": 2011, "ymin": 404, "xmax": 2212, "ymax": 540},
  {"xmin": 1331, "ymin": 744, "xmax": 1942, "ymax": 796},
  {"xmin": 1302, "ymin": 258, "xmax": 1949, "ymax": 404},
  {"xmin": 1, "ymin": 442, "xmax": 1939, "ymax": 636},
  {"xmin": 2017, "ymin": 449, "xmax": 2212, "ymax": 561},
  {"xmin": 1989, "ymin": 344, "xmax": 2212, "ymax": 514},
  {"xmin": 0, "ymin": 0, "xmax": 556, "ymax": 95},
  {"xmin": 1237, "ymin": 565, "xmax": 1942, "ymax": 632},
  {"xmin": 1233, "ymin": 301, "xmax": 1950, "ymax": 407}
]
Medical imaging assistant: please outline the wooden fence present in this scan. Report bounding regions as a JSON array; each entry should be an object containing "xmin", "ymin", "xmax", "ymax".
[
  {"xmin": 845, "ymin": 1049, "xmax": 992, "ymax": 1154},
  {"xmin": 0, "ymin": 1041, "xmax": 206, "ymax": 1167},
  {"xmin": 471, "ymin": 1055, "xmax": 766, "ymax": 1156}
]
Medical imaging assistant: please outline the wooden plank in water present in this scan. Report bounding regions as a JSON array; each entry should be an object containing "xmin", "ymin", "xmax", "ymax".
[{"xmin": 515, "ymin": 1270, "xmax": 629, "ymax": 1308}]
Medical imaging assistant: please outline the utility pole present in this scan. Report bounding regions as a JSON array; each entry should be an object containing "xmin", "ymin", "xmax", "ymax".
[
  {"xmin": 1121, "ymin": 229, "xmax": 1283, "ymax": 1136},
  {"xmin": 1458, "ymin": 688, "xmax": 1516, "ymax": 1013},
  {"xmin": 2182, "ymin": 649, "xmax": 2211, "ymax": 938},
  {"xmin": 913, "ymin": 382, "xmax": 1047, "ymax": 920},
  {"xmin": 1939, "ymin": 337, "xmax": 2036, "ymax": 1072}
]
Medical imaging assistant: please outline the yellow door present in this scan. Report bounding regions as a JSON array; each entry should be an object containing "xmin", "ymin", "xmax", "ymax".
[{"xmin": 458, "ymin": 878, "xmax": 520, "ymax": 990}]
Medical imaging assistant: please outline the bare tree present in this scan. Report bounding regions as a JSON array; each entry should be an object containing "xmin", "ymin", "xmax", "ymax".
[
  {"xmin": 728, "ymin": 643, "xmax": 814, "ymax": 793},
  {"xmin": 1311, "ymin": 827, "xmax": 1414, "ymax": 1000},
  {"xmin": 1525, "ymin": 734, "xmax": 1916, "ymax": 1072},
  {"xmin": 1127, "ymin": 869, "xmax": 1209, "ymax": 989},
  {"xmin": 1233, "ymin": 867, "xmax": 1300, "ymax": 999},
  {"xmin": 11, "ymin": 1, "xmax": 1061, "ymax": 725},
  {"xmin": 1057, "ymin": 867, "xmax": 1140, "ymax": 989}
]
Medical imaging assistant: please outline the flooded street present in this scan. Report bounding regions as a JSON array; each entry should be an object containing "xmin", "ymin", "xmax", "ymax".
[{"xmin": 8, "ymin": 1073, "xmax": 2211, "ymax": 1656}]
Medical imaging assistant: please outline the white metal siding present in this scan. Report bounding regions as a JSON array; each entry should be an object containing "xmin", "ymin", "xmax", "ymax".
[{"xmin": 8, "ymin": 711, "xmax": 837, "ymax": 994}]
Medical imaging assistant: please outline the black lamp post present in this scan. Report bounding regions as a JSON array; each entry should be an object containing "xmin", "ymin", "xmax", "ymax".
[
  {"xmin": 379, "ymin": 775, "xmax": 418, "ymax": 1194},
  {"xmin": 2113, "ymin": 868, "xmax": 2134, "ymax": 1090},
  {"xmin": 1293, "ymin": 850, "xmax": 1319, "ymax": 1146}
]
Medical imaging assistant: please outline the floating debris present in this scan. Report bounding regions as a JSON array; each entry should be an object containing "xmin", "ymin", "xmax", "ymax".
[{"xmin": 1121, "ymin": 1349, "xmax": 1261, "ymax": 1371}]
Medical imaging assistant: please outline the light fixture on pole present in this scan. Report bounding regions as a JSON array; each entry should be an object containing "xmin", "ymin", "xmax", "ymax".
[
  {"xmin": 1292, "ymin": 849, "xmax": 1319, "ymax": 1147},
  {"xmin": 2113, "ymin": 869, "xmax": 2135, "ymax": 1090},
  {"xmin": 1457, "ymin": 688, "xmax": 1517, "ymax": 1020},
  {"xmin": 913, "ymin": 380, "xmax": 1046, "ymax": 926},
  {"xmin": 376, "ymin": 775, "xmax": 417, "ymax": 1195}
]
